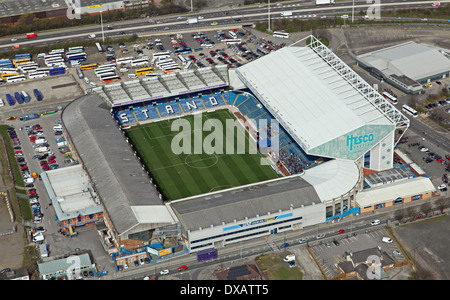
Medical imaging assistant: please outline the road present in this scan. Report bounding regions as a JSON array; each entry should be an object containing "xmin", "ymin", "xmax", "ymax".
[
  {"xmin": 1, "ymin": 0, "xmax": 448, "ymax": 50},
  {"xmin": 112, "ymin": 198, "xmax": 447, "ymax": 280}
]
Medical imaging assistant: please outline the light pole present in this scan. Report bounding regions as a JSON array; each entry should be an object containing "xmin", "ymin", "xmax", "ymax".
[
  {"xmin": 100, "ymin": 10, "xmax": 105, "ymax": 42},
  {"xmin": 268, "ymin": 0, "xmax": 271, "ymax": 32}
]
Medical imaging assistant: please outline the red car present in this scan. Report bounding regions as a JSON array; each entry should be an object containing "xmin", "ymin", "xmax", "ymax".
[
  {"xmin": 20, "ymin": 165, "xmax": 28, "ymax": 170},
  {"xmin": 178, "ymin": 265, "xmax": 188, "ymax": 272},
  {"xmin": 14, "ymin": 150, "xmax": 22, "ymax": 154},
  {"xmin": 47, "ymin": 159, "xmax": 56, "ymax": 164},
  {"xmin": 40, "ymin": 161, "xmax": 48, "ymax": 166},
  {"xmin": 48, "ymin": 155, "xmax": 56, "ymax": 160},
  {"xmin": 30, "ymin": 136, "xmax": 36, "ymax": 142},
  {"xmin": 337, "ymin": 229, "xmax": 345, "ymax": 234}
]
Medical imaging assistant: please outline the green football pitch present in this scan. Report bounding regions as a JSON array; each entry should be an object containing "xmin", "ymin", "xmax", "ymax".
[{"xmin": 125, "ymin": 109, "xmax": 281, "ymax": 200}]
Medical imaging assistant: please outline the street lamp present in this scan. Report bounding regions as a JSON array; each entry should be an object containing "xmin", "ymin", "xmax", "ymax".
[
  {"xmin": 268, "ymin": 0, "xmax": 271, "ymax": 32},
  {"xmin": 100, "ymin": 10, "xmax": 105, "ymax": 42}
]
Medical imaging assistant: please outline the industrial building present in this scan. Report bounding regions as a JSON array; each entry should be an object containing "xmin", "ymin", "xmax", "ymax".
[{"xmin": 356, "ymin": 41, "xmax": 450, "ymax": 94}]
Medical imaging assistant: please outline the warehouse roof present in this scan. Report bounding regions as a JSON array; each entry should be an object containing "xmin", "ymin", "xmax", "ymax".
[{"xmin": 356, "ymin": 41, "xmax": 450, "ymax": 81}]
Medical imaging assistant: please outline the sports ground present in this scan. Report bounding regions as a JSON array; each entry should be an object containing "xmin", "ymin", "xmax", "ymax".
[{"xmin": 126, "ymin": 109, "xmax": 281, "ymax": 200}]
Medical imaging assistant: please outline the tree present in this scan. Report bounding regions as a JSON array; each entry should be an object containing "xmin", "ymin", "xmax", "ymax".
[
  {"xmin": 420, "ymin": 202, "xmax": 432, "ymax": 216},
  {"xmin": 18, "ymin": 13, "xmax": 38, "ymax": 25}
]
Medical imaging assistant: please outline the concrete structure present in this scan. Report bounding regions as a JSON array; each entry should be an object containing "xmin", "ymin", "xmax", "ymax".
[
  {"xmin": 356, "ymin": 41, "xmax": 450, "ymax": 94},
  {"xmin": 38, "ymin": 253, "xmax": 93, "ymax": 280}
]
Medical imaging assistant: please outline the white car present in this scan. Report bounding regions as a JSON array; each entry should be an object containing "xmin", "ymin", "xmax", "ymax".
[
  {"xmin": 438, "ymin": 184, "xmax": 447, "ymax": 190},
  {"xmin": 10, "ymin": 38, "xmax": 17, "ymax": 42},
  {"xmin": 371, "ymin": 219, "xmax": 380, "ymax": 226},
  {"xmin": 420, "ymin": 148, "xmax": 429, "ymax": 152},
  {"xmin": 123, "ymin": 263, "xmax": 128, "ymax": 269},
  {"xmin": 160, "ymin": 269, "xmax": 169, "ymax": 275}
]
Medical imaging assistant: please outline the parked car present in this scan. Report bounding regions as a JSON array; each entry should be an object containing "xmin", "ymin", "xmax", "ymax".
[{"xmin": 337, "ymin": 229, "xmax": 345, "ymax": 234}]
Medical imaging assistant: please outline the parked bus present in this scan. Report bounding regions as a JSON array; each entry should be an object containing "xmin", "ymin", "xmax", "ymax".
[
  {"xmin": 99, "ymin": 73, "xmax": 117, "ymax": 80},
  {"xmin": 95, "ymin": 42, "xmax": 103, "ymax": 53},
  {"xmin": 0, "ymin": 59, "xmax": 13, "ymax": 68},
  {"xmin": 28, "ymin": 71, "xmax": 48, "ymax": 79},
  {"xmin": 153, "ymin": 51, "xmax": 171, "ymax": 59},
  {"xmin": 135, "ymin": 67, "xmax": 153, "ymax": 76},
  {"xmin": 116, "ymin": 57, "xmax": 133, "ymax": 65},
  {"xmin": 224, "ymin": 39, "xmax": 242, "ymax": 45},
  {"xmin": 163, "ymin": 66, "xmax": 181, "ymax": 73},
  {"xmin": 14, "ymin": 92, "xmax": 24, "ymax": 104},
  {"xmin": 196, "ymin": 248, "xmax": 217, "ymax": 262},
  {"xmin": 68, "ymin": 46, "xmax": 84, "ymax": 52},
  {"xmin": 131, "ymin": 59, "xmax": 149, "ymax": 67},
  {"xmin": 13, "ymin": 58, "xmax": 31, "ymax": 67},
  {"xmin": 49, "ymin": 67, "xmax": 65, "ymax": 76},
  {"xmin": 1, "ymin": 73, "xmax": 20, "ymax": 80},
  {"xmin": 49, "ymin": 49, "xmax": 65, "ymax": 55},
  {"xmin": 44, "ymin": 54, "xmax": 63, "ymax": 60},
  {"xmin": 257, "ymin": 48, "xmax": 269, "ymax": 56},
  {"xmin": 174, "ymin": 47, "xmax": 192, "ymax": 55},
  {"xmin": 184, "ymin": 60, "xmax": 193, "ymax": 70},
  {"xmin": 66, "ymin": 53, "xmax": 87, "ymax": 63},
  {"xmin": 33, "ymin": 89, "xmax": 43, "ymax": 101},
  {"xmin": 177, "ymin": 55, "xmax": 187, "ymax": 65},
  {"xmin": 0, "ymin": 68, "xmax": 19, "ymax": 74},
  {"xmin": 95, "ymin": 68, "xmax": 116, "ymax": 77},
  {"xmin": 101, "ymin": 75, "xmax": 120, "ymax": 82},
  {"xmin": 273, "ymin": 31, "xmax": 290, "ymax": 39},
  {"xmin": 402, "ymin": 104, "xmax": 418, "ymax": 117},
  {"xmin": 45, "ymin": 58, "xmax": 64, "ymax": 66},
  {"xmin": 21, "ymin": 66, "xmax": 39, "ymax": 74},
  {"xmin": 80, "ymin": 63, "xmax": 98, "ymax": 71},
  {"xmin": 6, "ymin": 94, "xmax": 15, "ymax": 106},
  {"xmin": 6, "ymin": 75, "xmax": 26, "ymax": 83},
  {"xmin": 382, "ymin": 92, "xmax": 398, "ymax": 104},
  {"xmin": 228, "ymin": 31, "xmax": 237, "ymax": 39},
  {"xmin": 15, "ymin": 53, "xmax": 31, "ymax": 59}
]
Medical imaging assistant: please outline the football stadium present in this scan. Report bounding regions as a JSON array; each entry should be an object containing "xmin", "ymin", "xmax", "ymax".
[{"xmin": 63, "ymin": 35, "xmax": 419, "ymax": 265}]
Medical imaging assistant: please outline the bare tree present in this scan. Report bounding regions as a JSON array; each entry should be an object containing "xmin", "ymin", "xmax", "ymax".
[{"xmin": 420, "ymin": 202, "xmax": 432, "ymax": 216}]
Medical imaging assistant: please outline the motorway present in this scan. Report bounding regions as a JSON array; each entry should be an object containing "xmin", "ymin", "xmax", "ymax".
[{"xmin": 1, "ymin": 0, "xmax": 449, "ymax": 50}]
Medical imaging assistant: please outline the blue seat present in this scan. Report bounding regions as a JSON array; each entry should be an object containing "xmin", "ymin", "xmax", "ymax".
[
  {"xmin": 180, "ymin": 98, "xmax": 204, "ymax": 112},
  {"xmin": 157, "ymin": 102, "xmax": 183, "ymax": 118}
]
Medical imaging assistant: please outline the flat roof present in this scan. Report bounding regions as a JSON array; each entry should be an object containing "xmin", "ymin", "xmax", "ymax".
[
  {"xmin": 355, "ymin": 176, "xmax": 435, "ymax": 207},
  {"xmin": 357, "ymin": 41, "xmax": 450, "ymax": 81},
  {"xmin": 169, "ymin": 175, "xmax": 322, "ymax": 232},
  {"xmin": 236, "ymin": 41, "xmax": 393, "ymax": 155},
  {"xmin": 41, "ymin": 165, "xmax": 103, "ymax": 221},
  {"xmin": 62, "ymin": 94, "xmax": 176, "ymax": 237}
]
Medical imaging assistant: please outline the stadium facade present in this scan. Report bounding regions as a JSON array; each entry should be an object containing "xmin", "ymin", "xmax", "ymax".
[{"xmin": 65, "ymin": 35, "xmax": 413, "ymax": 260}]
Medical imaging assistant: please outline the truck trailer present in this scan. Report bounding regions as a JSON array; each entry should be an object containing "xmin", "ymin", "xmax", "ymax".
[
  {"xmin": 316, "ymin": 0, "xmax": 335, "ymax": 4},
  {"xmin": 186, "ymin": 18, "xmax": 198, "ymax": 24},
  {"xmin": 281, "ymin": 11, "xmax": 292, "ymax": 17}
]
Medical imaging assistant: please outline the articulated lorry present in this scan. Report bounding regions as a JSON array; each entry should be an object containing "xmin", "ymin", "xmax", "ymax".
[
  {"xmin": 316, "ymin": 0, "xmax": 335, "ymax": 4},
  {"xmin": 186, "ymin": 18, "xmax": 198, "ymax": 25},
  {"xmin": 281, "ymin": 11, "xmax": 292, "ymax": 17}
]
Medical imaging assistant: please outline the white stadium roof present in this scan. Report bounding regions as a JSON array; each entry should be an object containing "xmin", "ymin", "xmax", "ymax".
[{"xmin": 236, "ymin": 36, "xmax": 407, "ymax": 161}]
